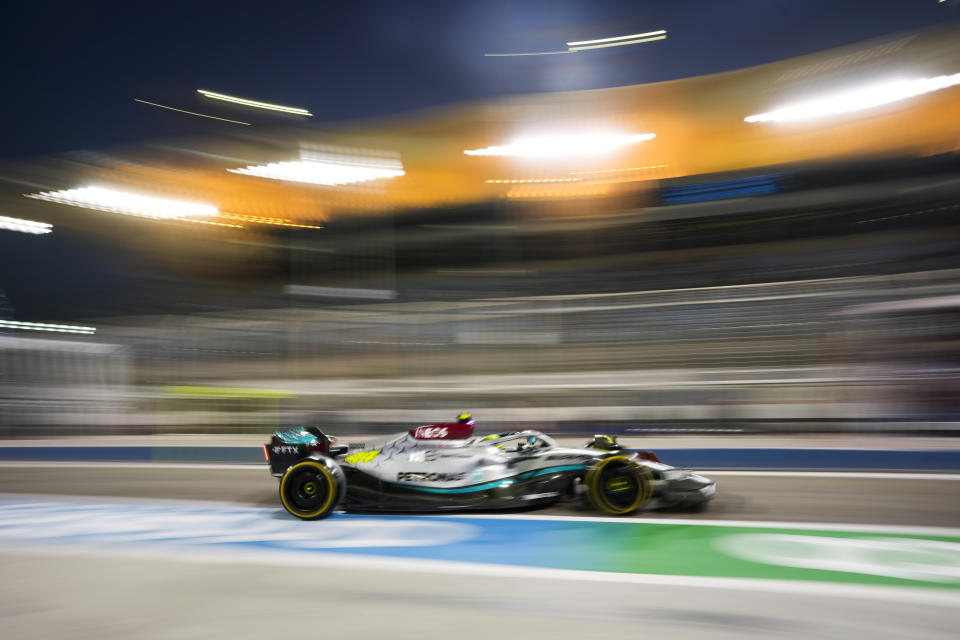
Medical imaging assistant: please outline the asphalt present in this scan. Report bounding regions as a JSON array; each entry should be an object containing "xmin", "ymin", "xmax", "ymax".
[
  {"xmin": 3, "ymin": 550, "xmax": 956, "ymax": 640},
  {"xmin": 2, "ymin": 464, "xmax": 959, "ymax": 639},
  {"xmin": 1, "ymin": 465, "xmax": 959, "ymax": 527}
]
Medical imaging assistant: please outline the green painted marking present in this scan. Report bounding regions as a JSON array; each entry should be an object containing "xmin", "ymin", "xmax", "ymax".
[
  {"xmin": 164, "ymin": 385, "xmax": 295, "ymax": 399},
  {"xmin": 541, "ymin": 521, "xmax": 960, "ymax": 590}
]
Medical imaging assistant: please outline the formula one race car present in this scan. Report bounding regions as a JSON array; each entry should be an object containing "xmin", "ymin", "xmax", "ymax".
[{"xmin": 264, "ymin": 418, "xmax": 715, "ymax": 520}]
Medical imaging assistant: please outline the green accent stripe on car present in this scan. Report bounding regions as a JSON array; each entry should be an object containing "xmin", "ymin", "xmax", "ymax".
[
  {"xmin": 401, "ymin": 479, "xmax": 511, "ymax": 494},
  {"xmin": 398, "ymin": 464, "xmax": 588, "ymax": 494},
  {"xmin": 518, "ymin": 465, "xmax": 588, "ymax": 479}
]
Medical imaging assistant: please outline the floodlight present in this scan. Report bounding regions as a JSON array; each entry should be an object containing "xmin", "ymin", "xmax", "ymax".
[
  {"xmin": 464, "ymin": 132, "xmax": 655, "ymax": 157},
  {"xmin": 25, "ymin": 187, "xmax": 218, "ymax": 219},
  {"xmin": 745, "ymin": 73, "xmax": 960, "ymax": 123},
  {"xmin": 0, "ymin": 215, "xmax": 52, "ymax": 234}
]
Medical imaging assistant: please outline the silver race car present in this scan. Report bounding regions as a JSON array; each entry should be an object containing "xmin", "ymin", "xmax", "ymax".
[{"xmin": 265, "ymin": 417, "xmax": 716, "ymax": 520}]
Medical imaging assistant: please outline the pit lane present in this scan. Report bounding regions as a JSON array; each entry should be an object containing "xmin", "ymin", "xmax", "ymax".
[
  {"xmin": 1, "ymin": 464, "xmax": 958, "ymax": 526},
  {"xmin": 2, "ymin": 464, "xmax": 959, "ymax": 639},
  {"xmin": 3, "ymin": 549, "xmax": 955, "ymax": 640}
]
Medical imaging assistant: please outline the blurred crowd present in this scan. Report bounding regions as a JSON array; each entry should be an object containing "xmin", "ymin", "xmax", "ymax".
[{"xmin": 2, "ymin": 24, "xmax": 959, "ymax": 435}]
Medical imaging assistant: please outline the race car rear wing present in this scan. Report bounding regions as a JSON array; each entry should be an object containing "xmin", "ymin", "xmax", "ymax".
[{"xmin": 264, "ymin": 426, "xmax": 347, "ymax": 477}]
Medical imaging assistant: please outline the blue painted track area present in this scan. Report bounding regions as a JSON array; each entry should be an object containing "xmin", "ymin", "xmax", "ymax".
[{"xmin": 2, "ymin": 496, "xmax": 960, "ymax": 591}]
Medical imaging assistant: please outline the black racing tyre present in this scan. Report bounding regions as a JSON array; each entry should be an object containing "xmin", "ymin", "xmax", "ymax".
[
  {"xmin": 279, "ymin": 458, "xmax": 345, "ymax": 520},
  {"xmin": 584, "ymin": 455, "xmax": 652, "ymax": 515}
]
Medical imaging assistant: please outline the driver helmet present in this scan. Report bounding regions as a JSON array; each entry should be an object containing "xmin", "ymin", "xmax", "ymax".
[
  {"xmin": 480, "ymin": 432, "xmax": 505, "ymax": 448},
  {"xmin": 456, "ymin": 412, "xmax": 475, "ymax": 426}
]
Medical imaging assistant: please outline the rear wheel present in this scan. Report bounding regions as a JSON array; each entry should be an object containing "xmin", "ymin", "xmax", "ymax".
[
  {"xmin": 584, "ymin": 456, "xmax": 652, "ymax": 515},
  {"xmin": 279, "ymin": 459, "xmax": 343, "ymax": 520}
]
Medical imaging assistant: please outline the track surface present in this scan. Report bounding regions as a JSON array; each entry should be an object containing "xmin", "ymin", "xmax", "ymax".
[
  {"xmin": 2, "ymin": 551, "xmax": 957, "ymax": 640},
  {"xmin": 2, "ymin": 464, "xmax": 959, "ymax": 639},
  {"xmin": 1, "ymin": 464, "xmax": 959, "ymax": 526}
]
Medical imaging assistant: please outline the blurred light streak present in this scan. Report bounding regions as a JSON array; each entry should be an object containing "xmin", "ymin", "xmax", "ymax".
[
  {"xmin": 486, "ymin": 177, "xmax": 582, "ymax": 184},
  {"xmin": 228, "ymin": 160, "xmax": 405, "ymax": 185},
  {"xmin": 568, "ymin": 32, "xmax": 667, "ymax": 52},
  {"xmin": 0, "ymin": 215, "xmax": 52, "ymax": 234},
  {"xmin": 176, "ymin": 217, "xmax": 244, "ymax": 229},
  {"xmin": 284, "ymin": 285, "xmax": 395, "ymax": 299},
  {"xmin": 0, "ymin": 320, "xmax": 95, "ymax": 335},
  {"xmin": 569, "ymin": 165, "xmax": 668, "ymax": 175},
  {"xmin": 228, "ymin": 147, "xmax": 405, "ymax": 186},
  {"xmin": 566, "ymin": 30, "xmax": 666, "ymax": 47},
  {"xmin": 855, "ymin": 203, "xmax": 960, "ymax": 224},
  {"xmin": 25, "ymin": 187, "xmax": 218, "ymax": 219},
  {"xmin": 134, "ymin": 99, "xmax": 251, "ymax": 125},
  {"xmin": 505, "ymin": 183, "xmax": 611, "ymax": 199},
  {"xmin": 484, "ymin": 50, "xmax": 573, "ymax": 57},
  {"xmin": 568, "ymin": 36, "xmax": 665, "ymax": 51},
  {"xmin": 465, "ymin": 133, "xmax": 655, "ymax": 157},
  {"xmin": 218, "ymin": 213, "xmax": 323, "ymax": 229},
  {"xmin": 745, "ymin": 72, "xmax": 960, "ymax": 123},
  {"xmin": 300, "ymin": 145, "xmax": 403, "ymax": 173},
  {"xmin": 196, "ymin": 89, "xmax": 312, "ymax": 116},
  {"xmin": 486, "ymin": 30, "xmax": 666, "ymax": 56}
]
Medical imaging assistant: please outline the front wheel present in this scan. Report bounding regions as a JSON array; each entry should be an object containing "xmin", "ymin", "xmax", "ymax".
[
  {"xmin": 584, "ymin": 456, "xmax": 652, "ymax": 515},
  {"xmin": 279, "ymin": 458, "xmax": 345, "ymax": 520}
]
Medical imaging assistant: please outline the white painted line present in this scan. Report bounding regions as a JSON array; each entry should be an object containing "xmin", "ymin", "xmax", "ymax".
[
  {"xmin": 2, "ymin": 493, "xmax": 960, "ymax": 599},
  {"xmin": 706, "ymin": 471, "xmax": 960, "ymax": 480},
  {"xmin": 440, "ymin": 513, "xmax": 960, "ymax": 536},
  {"xmin": 6, "ymin": 491, "xmax": 960, "ymax": 537},
  {"xmin": 0, "ymin": 444, "xmax": 256, "ymax": 448},
  {"xmin": 7, "ymin": 542, "xmax": 960, "ymax": 607},
  {"xmin": 0, "ymin": 492, "xmax": 269, "ymax": 510}
]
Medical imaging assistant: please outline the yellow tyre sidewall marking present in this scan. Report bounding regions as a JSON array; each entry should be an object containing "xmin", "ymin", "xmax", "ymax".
[
  {"xmin": 586, "ymin": 455, "xmax": 651, "ymax": 515},
  {"xmin": 280, "ymin": 460, "xmax": 337, "ymax": 519}
]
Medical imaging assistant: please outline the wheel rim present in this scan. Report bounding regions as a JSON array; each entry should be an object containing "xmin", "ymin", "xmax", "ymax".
[
  {"xmin": 285, "ymin": 468, "xmax": 330, "ymax": 513},
  {"xmin": 599, "ymin": 462, "xmax": 641, "ymax": 511}
]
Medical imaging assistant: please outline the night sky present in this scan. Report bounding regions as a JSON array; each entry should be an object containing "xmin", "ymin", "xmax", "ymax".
[{"xmin": 1, "ymin": 1, "xmax": 953, "ymax": 159}]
